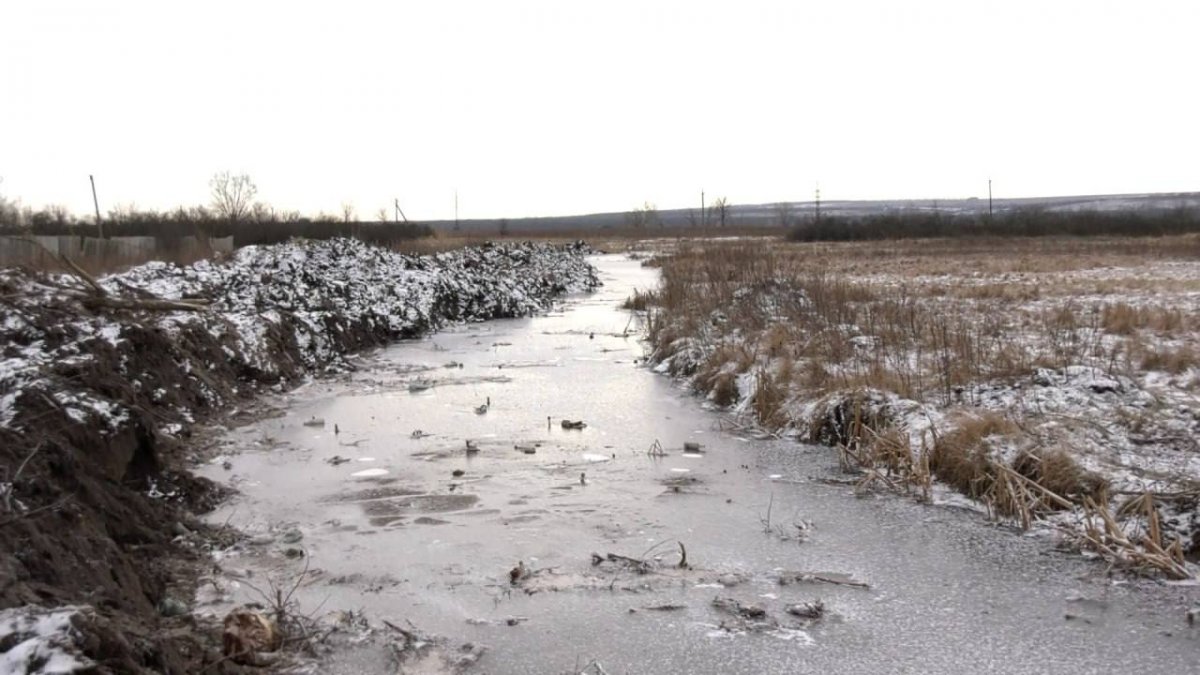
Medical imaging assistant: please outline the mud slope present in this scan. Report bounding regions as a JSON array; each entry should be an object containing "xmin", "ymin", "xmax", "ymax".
[{"xmin": 0, "ymin": 238, "xmax": 598, "ymax": 672}]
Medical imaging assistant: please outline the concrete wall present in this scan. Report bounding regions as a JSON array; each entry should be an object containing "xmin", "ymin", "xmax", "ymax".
[{"xmin": 0, "ymin": 235, "xmax": 233, "ymax": 269}]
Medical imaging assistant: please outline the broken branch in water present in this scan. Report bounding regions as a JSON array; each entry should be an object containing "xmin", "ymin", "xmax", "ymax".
[
  {"xmin": 591, "ymin": 539, "xmax": 691, "ymax": 574},
  {"xmin": 638, "ymin": 604, "xmax": 686, "ymax": 612},
  {"xmin": 777, "ymin": 571, "xmax": 870, "ymax": 589}
]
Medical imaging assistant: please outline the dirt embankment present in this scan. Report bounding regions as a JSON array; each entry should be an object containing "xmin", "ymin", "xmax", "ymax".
[{"xmin": 0, "ymin": 238, "xmax": 599, "ymax": 672}]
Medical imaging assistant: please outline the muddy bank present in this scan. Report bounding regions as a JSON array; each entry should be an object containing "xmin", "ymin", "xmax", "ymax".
[{"xmin": 0, "ymin": 238, "xmax": 598, "ymax": 672}]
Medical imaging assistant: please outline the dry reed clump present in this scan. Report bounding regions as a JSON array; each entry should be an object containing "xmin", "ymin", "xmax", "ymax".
[
  {"xmin": 1101, "ymin": 302, "xmax": 1185, "ymax": 336},
  {"xmin": 806, "ymin": 390, "xmax": 893, "ymax": 449},
  {"xmin": 750, "ymin": 367, "xmax": 790, "ymax": 428},
  {"xmin": 929, "ymin": 412, "xmax": 1109, "ymax": 524},
  {"xmin": 1073, "ymin": 493, "xmax": 1191, "ymax": 579},
  {"xmin": 1010, "ymin": 448, "xmax": 1108, "ymax": 507},
  {"xmin": 928, "ymin": 413, "xmax": 1017, "ymax": 500},
  {"xmin": 695, "ymin": 344, "xmax": 754, "ymax": 407},
  {"xmin": 1135, "ymin": 343, "xmax": 1199, "ymax": 374},
  {"xmin": 947, "ymin": 282, "xmax": 1041, "ymax": 301},
  {"xmin": 621, "ymin": 288, "xmax": 658, "ymax": 311},
  {"xmin": 709, "ymin": 372, "xmax": 740, "ymax": 407},
  {"xmin": 798, "ymin": 358, "xmax": 833, "ymax": 392}
]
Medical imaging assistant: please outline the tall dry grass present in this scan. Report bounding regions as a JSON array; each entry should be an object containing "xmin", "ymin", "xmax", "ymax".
[
  {"xmin": 644, "ymin": 236, "xmax": 1200, "ymax": 549},
  {"xmin": 649, "ymin": 236, "xmax": 1200, "ymax": 410}
]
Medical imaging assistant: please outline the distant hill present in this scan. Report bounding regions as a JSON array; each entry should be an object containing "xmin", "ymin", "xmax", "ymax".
[{"xmin": 420, "ymin": 191, "xmax": 1200, "ymax": 235}]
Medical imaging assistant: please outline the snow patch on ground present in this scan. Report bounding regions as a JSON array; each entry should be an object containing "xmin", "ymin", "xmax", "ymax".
[{"xmin": 0, "ymin": 606, "xmax": 94, "ymax": 674}]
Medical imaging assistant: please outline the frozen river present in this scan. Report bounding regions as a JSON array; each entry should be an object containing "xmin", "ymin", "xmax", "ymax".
[{"xmin": 200, "ymin": 255, "xmax": 1198, "ymax": 673}]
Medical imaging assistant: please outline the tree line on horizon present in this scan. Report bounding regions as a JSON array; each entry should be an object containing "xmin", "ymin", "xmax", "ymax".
[
  {"xmin": 4, "ymin": 173, "xmax": 1196, "ymax": 244},
  {"xmin": 786, "ymin": 205, "xmax": 1200, "ymax": 241},
  {"xmin": 0, "ymin": 172, "xmax": 433, "ymax": 246}
]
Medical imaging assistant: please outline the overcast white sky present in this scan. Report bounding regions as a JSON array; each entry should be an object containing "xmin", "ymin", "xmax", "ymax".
[{"xmin": 1, "ymin": 1, "xmax": 1196, "ymax": 220}]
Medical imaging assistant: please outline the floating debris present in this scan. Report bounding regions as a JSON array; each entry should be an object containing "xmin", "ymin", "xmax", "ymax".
[
  {"xmin": 452, "ymin": 469, "xmax": 465, "ymax": 477},
  {"xmin": 509, "ymin": 561, "xmax": 530, "ymax": 584},
  {"xmin": 326, "ymin": 455, "xmax": 352, "ymax": 466},
  {"xmin": 712, "ymin": 596, "xmax": 767, "ymax": 620},
  {"xmin": 410, "ymin": 429, "xmax": 426, "ymax": 439},
  {"xmin": 223, "ymin": 607, "xmax": 281, "ymax": 665},
  {"xmin": 474, "ymin": 404, "xmax": 489, "ymax": 415},
  {"xmin": 561, "ymin": 419, "xmax": 587, "ymax": 430},
  {"xmin": 302, "ymin": 416, "xmax": 325, "ymax": 428},
  {"xmin": 777, "ymin": 571, "xmax": 870, "ymax": 589},
  {"xmin": 409, "ymin": 380, "xmax": 433, "ymax": 393},
  {"xmin": 785, "ymin": 601, "xmax": 826, "ymax": 620},
  {"xmin": 466, "ymin": 440, "xmax": 480, "ymax": 455},
  {"xmin": 683, "ymin": 441, "xmax": 702, "ymax": 453},
  {"xmin": 515, "ymin": 444, "xmax": 537, "ymax": 454}
]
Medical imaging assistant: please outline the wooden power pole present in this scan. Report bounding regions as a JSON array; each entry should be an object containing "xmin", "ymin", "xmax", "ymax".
[{"xmin": 89, "ymin": 175, "xmax": 104, "ymax": 238}]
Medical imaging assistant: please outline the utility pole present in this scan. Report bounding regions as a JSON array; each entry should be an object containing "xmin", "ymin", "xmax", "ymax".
[
  {"xmin": 89, "ymin": 175, "xmax": 104, "ymax": 238},
  {"xmin": 700, "ymin": 189, "xmax": 705, "ymax": 229},
  {"xmin": 988, "ymin": 178, "xmax": 993, "ymax": 220},
  {"xmin": 814, "ymin": 183, "xmax": 821, "ymax": 224},
  {"xmin": 393, "ymin": 198, "xmax": 409, "ymax": 224}
]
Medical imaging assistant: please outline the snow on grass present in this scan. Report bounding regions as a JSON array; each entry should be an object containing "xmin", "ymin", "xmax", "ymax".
[
  {"xmin": 640, "ymin": 238, "xmax": 1200, "ymax": 573},
  {"xmin": 0, "ymin": 606, "xmax": 94, "ymax": 674}
]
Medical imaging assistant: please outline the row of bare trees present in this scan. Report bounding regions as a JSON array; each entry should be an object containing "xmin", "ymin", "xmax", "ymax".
[
  {"xmin": 1, "ymin": 173, "xmax": 431, "ymax": 245},
  {"xmin": 624, "ymin": 196, "xmax": 733, "ymax": 229}
]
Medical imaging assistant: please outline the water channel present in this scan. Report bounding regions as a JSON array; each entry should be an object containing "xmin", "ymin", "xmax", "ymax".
[{"xmin": 200, "ymin": 255, "xmax": 1198, "ymax": 673}]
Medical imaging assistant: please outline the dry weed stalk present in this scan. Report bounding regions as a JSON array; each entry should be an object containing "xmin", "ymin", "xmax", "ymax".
[{"xmin": 1073, "ymin": 494, "xmax": 1190, "ymax": 580}]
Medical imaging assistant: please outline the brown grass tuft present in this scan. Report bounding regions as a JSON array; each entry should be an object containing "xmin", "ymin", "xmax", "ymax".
[
  {"xmin": 750, "ymin": 368, "xmax": 789, "ymax": 428},
  {"xmin": 1011, "ymin": 448, "xmax": 1108, "ymax": 506},
  {"xmin": 621, "ymin": 288, "xmax": 657, "ymax": 311},
  {"xmin": 1137, "ymin": 343, "xmax": 1198, "ymax": 374},
  {"xmin": 929, "ymin": 413, "xmax": 1016, "ymax": 499},
  {"xmin": 709, "ymin": 373, "xmax": 739, "ymax": 407}
]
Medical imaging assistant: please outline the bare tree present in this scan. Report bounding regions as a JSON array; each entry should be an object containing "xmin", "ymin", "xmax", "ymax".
[
  {"xmin": 774, "ymin": 201, "xmax": 793, "ymax": 228},
  {"xmin": 626, "ymin": 202, "xmax": 660, "ymax": 229},
  {"xmin": 209, "ymin": 171, "xmax": 258, "ymax": 222},
  {"xmin": 376, "ymin": 207, "xmax": 389, "ymax": 224},
  {"xmin": 250, "ymin": 202, "xmax": 273, "ymax": 223},
  {"xmin": 341, "ymin": 202, "xmax": 356, "ymax": 223},
  {"xmin": 712, "ymin": 197, "xmax": 730, "ymax": 228},
  {"xmin": 0, "ymin": 177, "xmax": 22, "ymax": 231}
]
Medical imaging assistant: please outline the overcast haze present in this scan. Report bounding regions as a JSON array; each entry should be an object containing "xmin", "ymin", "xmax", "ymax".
[{"xmin": 2, "ymin": 1, "xmax": 1196, "ymax": 221}]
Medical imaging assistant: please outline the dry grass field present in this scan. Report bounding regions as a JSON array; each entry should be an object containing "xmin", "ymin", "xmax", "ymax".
[{"xmin": 638, "ymin": 235, "xmax": 1200, "ymax": 577}]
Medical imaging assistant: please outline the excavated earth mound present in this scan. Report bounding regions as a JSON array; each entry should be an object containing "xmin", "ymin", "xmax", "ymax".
[{"xmin": 0, "ymin": 238, "xmax": 599, "ymax": 673}]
